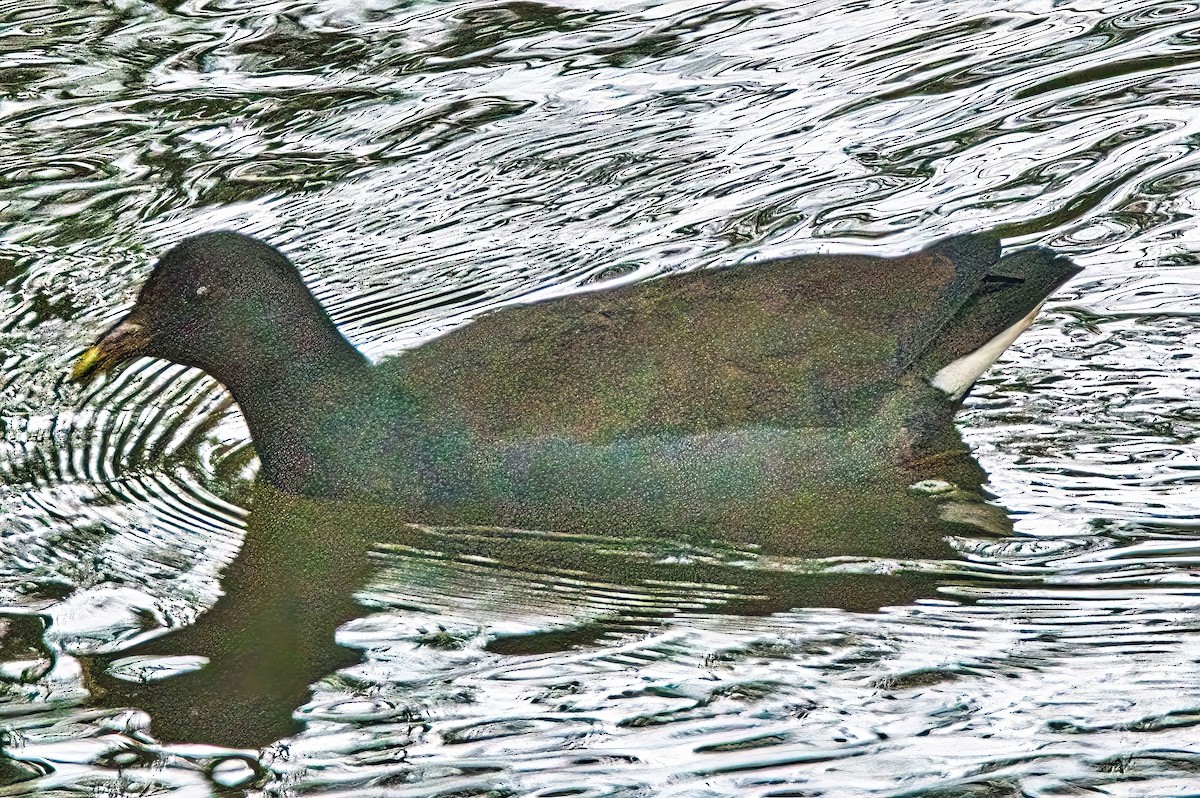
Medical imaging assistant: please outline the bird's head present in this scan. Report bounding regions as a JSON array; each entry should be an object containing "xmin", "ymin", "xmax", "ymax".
[{"xmin": 71, "ymin": 231, "xmax": 310, "ymax": 384}]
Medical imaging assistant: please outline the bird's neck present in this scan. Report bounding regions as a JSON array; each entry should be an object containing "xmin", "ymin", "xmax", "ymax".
[{"xmin": 207, "ymin": 311, "xmax": 377, "ymax": 496}]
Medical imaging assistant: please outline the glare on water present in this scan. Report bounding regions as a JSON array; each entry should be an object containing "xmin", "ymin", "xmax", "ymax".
[{"xmin": 4, "ymin": 0, "xmax": 1200, "ymax": 794}]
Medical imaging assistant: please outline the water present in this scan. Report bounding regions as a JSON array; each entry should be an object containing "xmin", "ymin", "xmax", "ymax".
[{"xmin": 3, "ymin": 0, "xmax": 1200, "ymax": 793}]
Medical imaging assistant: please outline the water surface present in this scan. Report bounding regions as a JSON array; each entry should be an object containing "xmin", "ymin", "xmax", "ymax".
[{"xmin": 4, "ymin": 0, "xmax": 1200, "ymax": 794}]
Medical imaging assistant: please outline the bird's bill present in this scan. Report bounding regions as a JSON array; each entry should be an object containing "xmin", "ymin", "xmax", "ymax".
[{"xmin": 70, "ymin": 315, "xmax": 152, "ymax": 384}]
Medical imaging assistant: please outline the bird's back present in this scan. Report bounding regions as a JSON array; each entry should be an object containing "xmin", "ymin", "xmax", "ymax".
[{"xmin": 399, "ymin": 233, "xmax": 1041, "ymax": 443}]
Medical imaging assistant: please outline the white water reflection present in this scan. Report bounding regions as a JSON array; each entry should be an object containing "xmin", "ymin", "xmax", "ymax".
[{"xmin": 3, "ymin": 0, "xmax": 1200, "ymax": 794}]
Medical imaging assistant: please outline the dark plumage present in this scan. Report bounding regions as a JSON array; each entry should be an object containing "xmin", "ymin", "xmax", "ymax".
[{"xmin": 73, "ymin": 232, "xmax": 1079, "ymax": 554}]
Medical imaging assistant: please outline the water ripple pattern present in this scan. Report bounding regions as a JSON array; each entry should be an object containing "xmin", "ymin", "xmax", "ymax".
[{"xmin": 3, "ymin": 0, "xmax": 1200, "ymax": 794}]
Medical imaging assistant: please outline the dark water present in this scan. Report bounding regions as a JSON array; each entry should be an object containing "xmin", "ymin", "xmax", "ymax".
[{"xmin": 4, "ymin": 0, "xmax": 1200, "ymax": 794}]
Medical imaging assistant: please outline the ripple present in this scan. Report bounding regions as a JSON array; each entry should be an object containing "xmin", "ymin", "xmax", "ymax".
[{"xmin": 4, "ymin": 0, "xmax": 1200, "ymax": 793}]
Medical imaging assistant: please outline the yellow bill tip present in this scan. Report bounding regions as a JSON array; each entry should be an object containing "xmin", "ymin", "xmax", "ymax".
[
  {"xmin": 69, "ymin": 318, "xmax": 151, "ymax": 385},
  {"xmin": 70, "ymin": 345, "xmax": 106, "ymax": 384}
]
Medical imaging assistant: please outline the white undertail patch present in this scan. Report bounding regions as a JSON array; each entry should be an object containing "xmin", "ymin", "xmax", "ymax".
[{"xmin": 930, "ymin": 304, "xmax": 1042, "ymax": 400}]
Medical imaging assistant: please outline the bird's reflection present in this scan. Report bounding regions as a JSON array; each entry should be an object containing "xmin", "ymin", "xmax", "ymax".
[{"xmin": 75, "ymin": 473, "xmax": 1004, "ymax": 749}]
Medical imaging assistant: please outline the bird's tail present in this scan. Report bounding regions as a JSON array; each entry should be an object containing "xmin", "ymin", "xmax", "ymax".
[{"xmin": 920, "ymin": 244, "xmax": 1081, "ymax": 399}]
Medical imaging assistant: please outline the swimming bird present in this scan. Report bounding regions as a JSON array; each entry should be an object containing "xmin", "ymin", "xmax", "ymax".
[{"xmin": 72, "ymin": 232, "xmax": 1078, "ymax": 555}]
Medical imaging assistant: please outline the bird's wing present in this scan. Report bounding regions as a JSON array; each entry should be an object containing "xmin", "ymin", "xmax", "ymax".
[{"xmin": 400, "ymin": 234, "xmax": 1002, "ymax": 442}]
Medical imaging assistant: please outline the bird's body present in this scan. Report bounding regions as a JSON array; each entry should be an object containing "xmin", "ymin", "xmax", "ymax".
[
  {"xmin": 70, "ymin": 230, "xmax": 1080, "ymax": 746},
  {"xmin": 74, "ymin": 231, "xmax": 1079, "ymax": 554}
]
